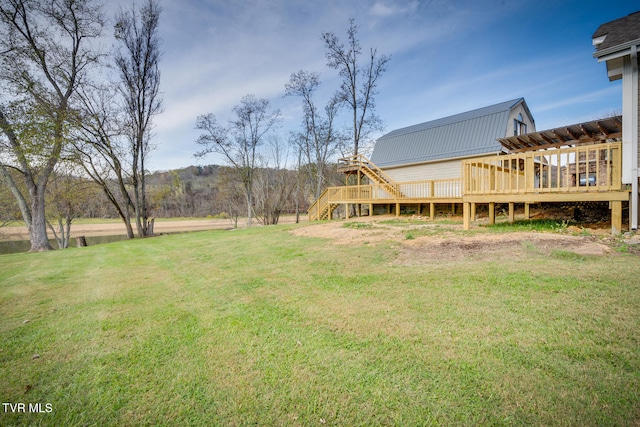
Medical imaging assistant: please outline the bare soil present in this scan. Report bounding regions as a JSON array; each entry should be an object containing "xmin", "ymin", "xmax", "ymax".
[
  {"xmin": 1, "ymin": 216, "xmax": 306, "ymax": 241},
  {"xmin": 291, "ymin": 215, "xmax": 623, "ymax": 263}
]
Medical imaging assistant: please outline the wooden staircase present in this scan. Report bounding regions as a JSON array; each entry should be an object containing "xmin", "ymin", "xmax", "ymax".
[
  {"xmin": 337, "ymin": 154, "xmax": 404, "ymax": 199},
  {"xmin": 308, "ymin": 155, "xmax": 404, "ymax": 221},
  {"xmin": 308, "ymin": 188, "xmax": 338, "ymax": 221}
]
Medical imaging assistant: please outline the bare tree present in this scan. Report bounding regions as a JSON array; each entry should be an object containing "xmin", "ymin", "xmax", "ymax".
[
  {"xmin": 322, "ymin": 18, "xmax": 390, "ymax": 156},
  {"xmin": 285, "ymin": 70, "xmax": 344, "ymax": 199},
  {"xmin": 195, "ymin": 95, "xmax": 281, "ymax": 227},
  {"xmin": 215, "ymin": 167, "xmax": 244, "ymax": 229},
  {"xmin": 114, "ymin": 0, "xmax": 162, "ymax": 237},
  {"xmin": 72, "ymin": 84, "xmax": 136, "ymax": 238},
  {"xmin": 253, "ymin": 136, "xmax": 296, "ymax": 225},
  {"xmin": 0, "ymin": 0, "xmax": 105, "ymax": 251},
  {"xmin": 45, "ymin": 167, "xmax": 95, "ymax": 249}
]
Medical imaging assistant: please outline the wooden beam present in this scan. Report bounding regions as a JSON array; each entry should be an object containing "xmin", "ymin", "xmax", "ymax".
[
  {"xmin": 595, "ymin": 121, "xmax": 610, "ymax": 136},
  {"xmin": 463, "ymin": 191, "xmax": 630, "ymax": 204},
  {"xmin": 488, "ymin": 202, "xmax": 495, "ymax": 225},
  {"xmin": 508, "ymin": 202, "xmax": 515, "ymax": 223},
  {"xmin": 552, "ymin": 130, "xmax": 568, "ymax": 144},
  {"xmin": 463, "ymin": 202, "xmax": 471, "ymax": 230},
  {"xmin": 579, "ymin": 124, "xmax": 593, "ymax": 139},
  {"xmin": 565, "ymin": 126, "xmax": 581, "ymax": 141},
  {"xmin": 611, "ymin": 201, "xmax": 622, "ymax": 235}
]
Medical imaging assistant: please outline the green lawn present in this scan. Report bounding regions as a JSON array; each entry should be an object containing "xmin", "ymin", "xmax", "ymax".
[{"xmin": 0, "ymin": 222, "xmax": 638, "ymax": 426}]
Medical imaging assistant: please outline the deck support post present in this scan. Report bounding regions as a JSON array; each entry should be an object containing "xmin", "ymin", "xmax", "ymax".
[
  {"xmin": 369, "ymin": 203, "xmax": 373, "ymax": 217},
  {"xmin": 611, "ymin": 200, "xmax": 622, "ymax": 235},
  {"xmin": 451, "ymin": 203, "xmax": 456, "ymax": 215},
  {"xmin": 430, "ymin": 203, "xmax": 435, "ymax": 220},
  {"xmin": 345, "ymin": 203, "xmax": 350, "ymax": 219},
  {"xmin": 463, "ymin": 202, "xmax": 471, "ymax": 230},
  {"xmin": 508, "ymin": 202, "xmax": 515, "ymax": 223},
  {"xmin": 471, "ymin": 203, "xmax": 476, "ymax": 221},
  {"xmin": 488, "ymin": 202, "xmax": 495, "ymax": 225},
  {"xmin": 396, "ymin": 203, "xmax": 400, "ymax": 217},
  {"xmin": 524, "ymin": 203, "xmax": 530, "ymax": 220}
]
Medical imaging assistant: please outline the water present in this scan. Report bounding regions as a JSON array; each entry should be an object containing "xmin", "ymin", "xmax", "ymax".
[{"xmin": 0, "ymin": 234, "xmax": 128, "ymax": 255}]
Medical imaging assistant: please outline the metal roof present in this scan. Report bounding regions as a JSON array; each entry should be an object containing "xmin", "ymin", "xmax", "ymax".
[
  {"xmin": 370, "ymin": 98, "xmax": 525, "ymax": 168},
  {"xmin": 497, "ymin": 116, "xmax": 622, "ymax": 153}
]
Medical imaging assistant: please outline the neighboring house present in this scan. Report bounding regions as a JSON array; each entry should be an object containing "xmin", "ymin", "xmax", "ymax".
[
  {"xmin": 370, "ymin": 98, "xmax": 535, "ymax": 182},
  {"xmin": 593, "ymin": 10, "xmax": 640, "ymax": 229}
]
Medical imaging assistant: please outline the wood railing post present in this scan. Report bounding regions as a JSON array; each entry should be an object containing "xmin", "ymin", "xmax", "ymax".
[
  {"xmin": 463, "ymin": 202, "xmax": 471, "ymax": 230},
  {"xmin": 611, "ymin": 200, "xmax": 622, "ymax": 235},
  {"xmin": 488, "ymin": 202, "xmax": 495, "ymax": 225}
]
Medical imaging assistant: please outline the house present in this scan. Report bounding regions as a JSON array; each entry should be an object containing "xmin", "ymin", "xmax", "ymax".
[
  {"xmin": 309, "ymin": 99, "xmax": 536, "ymax": 221},
  {"xmin": 593, "ymin": 11, "xmax": 640, "ymax": 230},
  {"xmin": 370, "ymin": 98, "xmax": 535, "ymax": 182},
  {"xmin": 308, "ymin": 14, "xmax": 636, "ymax": 235}
]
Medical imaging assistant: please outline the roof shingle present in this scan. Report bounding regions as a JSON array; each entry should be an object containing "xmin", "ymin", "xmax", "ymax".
[{"xmin": 593, "ymin": 11, "xmax": 640, "ymax": 55}]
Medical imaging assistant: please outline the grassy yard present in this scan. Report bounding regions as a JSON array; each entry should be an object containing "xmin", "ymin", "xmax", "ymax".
[{"xmin": 0, "ymin": 222, "xmax": 638, "ymax": 426}]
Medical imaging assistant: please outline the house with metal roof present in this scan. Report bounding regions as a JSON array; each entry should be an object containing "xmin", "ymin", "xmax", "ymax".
[
  {"xmin": 370, "ymin": 98, "xmax": 534, "ymax": 182},
  {"xmin": 308, "ymin": 13, "xmax": 636, "ymax": 235},
  {"xmin": 593, "ymin": 10, "xmax": 640, "ymax": 230}
]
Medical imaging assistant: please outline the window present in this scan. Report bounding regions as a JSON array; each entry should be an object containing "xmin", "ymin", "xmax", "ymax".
[{"xmin": 514, "ymin": 113, "xmax": 527, "ymax": 136}]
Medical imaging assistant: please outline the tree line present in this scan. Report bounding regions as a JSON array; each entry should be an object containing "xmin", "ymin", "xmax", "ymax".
[{"xmin": 0, "ymin": 0, "xmax": 388, "ymax": 251}]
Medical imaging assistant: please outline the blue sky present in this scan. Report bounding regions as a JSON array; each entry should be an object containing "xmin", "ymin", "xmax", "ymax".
[{"xmin": 144, "ymin": 0, "xmax": 639, "ymax": 171}]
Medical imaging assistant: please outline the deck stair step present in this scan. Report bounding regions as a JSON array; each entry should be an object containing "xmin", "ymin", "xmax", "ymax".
[
  {"xmin": 309, "ymin": 155, "xmax": 406, "ymax": 220},
  {"xmin": 337, "ymin": 154, "xmax": 404, "ymax": 199}
]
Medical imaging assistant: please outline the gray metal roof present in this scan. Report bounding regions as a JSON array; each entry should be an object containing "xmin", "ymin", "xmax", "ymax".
[{"xmin": 371, "ymin": 98, "xmax": 524, "ymax": 168}]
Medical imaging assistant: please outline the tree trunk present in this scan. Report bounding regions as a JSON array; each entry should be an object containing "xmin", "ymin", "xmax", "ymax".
[
  {"xmin": 29, "ymin": 191, "xmax": 53, "ymax": 252},
  {"xmin": 246, "ymin": 187, "xmax": 253, "ymax": 227},
  {"xmin": 63, "ymin": 217, "xmax": 71, "ymax": 249}
]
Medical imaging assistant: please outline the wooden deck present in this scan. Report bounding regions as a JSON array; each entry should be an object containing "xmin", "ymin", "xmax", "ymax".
[{"xmin": 310, "ymin": 142, "xmax": 631, "ymax": 234}]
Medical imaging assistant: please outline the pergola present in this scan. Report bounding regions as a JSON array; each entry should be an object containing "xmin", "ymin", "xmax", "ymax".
[{"xmin": 497, "ymin": 116, "xmax": 622, "ymax": 153}]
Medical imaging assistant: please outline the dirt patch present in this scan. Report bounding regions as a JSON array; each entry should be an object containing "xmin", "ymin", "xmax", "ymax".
[
  {"xmin": 291, "ymin": 216, "xmax": 615, "ymax": 264},
  {"xmin": 397, "ymin": 232, "xmax": 611, "ymax": 264},
  {"xmin": 1, "ymin": 216, "xmax": 306, "ymax": 241}
]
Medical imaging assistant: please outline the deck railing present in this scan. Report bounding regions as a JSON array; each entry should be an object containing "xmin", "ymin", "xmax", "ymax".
[
  {"xmin": 462, "ymin": 142, "xmax": 622, "ymax": 195},
  {"xmin": 319, "ymin": 178, "xmax": 463, "ymax": 203},
  {"xmin": 398, "ymin": 178, "xmax": 463, "ymax": 199},
  {"xmin": 337, "ymin": 154, "xmax": 394, "ymax": 183},
  {"xmin": 308, "ymin": 188, "xmax": 330, "ymax": 221},
  {"xmin": 310, "ymin": 142, "xmax": 625, "ymax": 220}
]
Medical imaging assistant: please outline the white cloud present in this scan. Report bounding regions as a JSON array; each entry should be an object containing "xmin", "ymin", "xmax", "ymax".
[
  {"xmin": 369, "ymin": 1, "xmax": 420, "ymax": 18},
  {"xmin": 132, "ymin": 0, "xmax": 633, "ymax": 171}
]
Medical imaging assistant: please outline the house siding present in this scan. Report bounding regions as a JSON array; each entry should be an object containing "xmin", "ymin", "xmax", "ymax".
[
  {"xmin": 383, "ymin": 159, "xmax": 463, "ymax": 182},
  {"xmin": 507, "ymin": 103, "xmax": 536, "ymax": 136}
]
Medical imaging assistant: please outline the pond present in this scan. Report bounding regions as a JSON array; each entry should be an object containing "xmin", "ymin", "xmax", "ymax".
[{"xmin": 0, "ymin": 234, "xmax": 128, "ymax": 255}]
